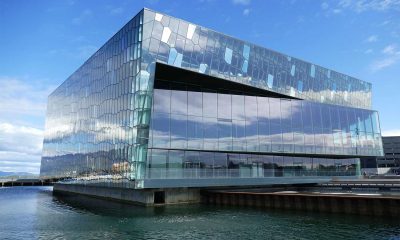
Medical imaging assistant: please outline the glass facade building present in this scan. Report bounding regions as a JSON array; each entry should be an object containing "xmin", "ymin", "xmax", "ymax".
[{"xmin": 40, "ymin": 9, "xmax": 383, "ymax": 188}]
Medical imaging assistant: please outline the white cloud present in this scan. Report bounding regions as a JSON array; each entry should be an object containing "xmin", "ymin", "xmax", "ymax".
[
  {"xmin": 0, "ymin": 76, "xmax": 56, "ymax": 174},
  {"xmin": 338, "ymin": 0, "xmax": 400, "ymax": 12},
  {"xmin": 332, "ymin": 8, "xmax": 343, "ymax": 14},
  {"xmin": 243, "ymin": 8, "xmax": 250, "ymax": 16},
  {"xmin": 370, "ymin": 44, "xmax": 400, "ymax": 71},
  {"xmin": 110, "ymin": 7, "xmax": 123, "ymax": 15},
  {"xmin": 232, "ymin": 0, "xmax": 251, "ymax": 5},
  {"xmin": 72, "ymin": 9, "xmax": 93, "ymax": 25},
  {"xmin": 382, "ymin": 44, "xmax": 397, "ymax": 54},
  {"xmin": 0, "ymin": 123, "xmax": 44, "ymax": 174},
  {"xmin": 382, "ymin": 129, "xmax": 400, "ymax": 136},
  {"xmin": 365, "ymin": 35, "xmax": 378, "ymax": 42},
  {"xmin": 0, "ymin": 77, "xmax": 55, "ymax": 120},
  {"xmin": 370, "ymin": 57, "xmax": 399, "ymax": 71},
  {"xmin": 321, "ymin": 2, "xmax": 329, "ymax": 10},
  {"xmin": 364, "ymin": 49, "xmax": 373, "ymax": 54},
  {"xmin": 0, "ymin": 151, "xmax": 41, "ymax": 174}
]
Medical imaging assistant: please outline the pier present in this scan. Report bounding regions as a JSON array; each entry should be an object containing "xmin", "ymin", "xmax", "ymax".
[{"xmin": 0, "ymin": 178, "xmax": 54, "ymax": 187}]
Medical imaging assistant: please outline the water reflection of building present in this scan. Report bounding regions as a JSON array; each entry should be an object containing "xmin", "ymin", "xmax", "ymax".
[{"xmin": 40, "ymin": 8, "xmax": 383, "ymax": 204}]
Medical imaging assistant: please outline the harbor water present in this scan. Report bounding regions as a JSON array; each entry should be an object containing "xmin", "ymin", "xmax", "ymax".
[{"xmin": 0, "ymin": 186, "xmax": 399, "ymax": 240}]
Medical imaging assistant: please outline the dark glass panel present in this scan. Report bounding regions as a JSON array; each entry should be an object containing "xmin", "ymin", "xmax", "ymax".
[
  {"xmin": 151, "ymin": 112, "xmax": 170, "ymax": 148},
  {"xmin": 170, "ymin": 89, "xmax": 187, "ymax": 115},
  {"xmin": 203, "ymin": 91, "xmax": 217, "ymax": 117},
  {"xmin": 153, "ymin": 89, "xmax": 170, "ymax": 113},
  {"xmin": 188, "ymin": 91, "xmax": 203, "ymax": 116},
  {"xmin": 170, "ymin": 114, "xmax": 187, "ymax": 148}
]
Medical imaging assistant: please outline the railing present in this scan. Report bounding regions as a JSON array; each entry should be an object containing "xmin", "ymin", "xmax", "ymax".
[{"xmin": 144, "ymin": 169, "xmax": 358, "ymax": 179}]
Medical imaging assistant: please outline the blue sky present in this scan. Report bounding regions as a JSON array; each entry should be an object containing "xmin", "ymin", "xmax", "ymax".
[{"xmin": 0, "ymin": 0, "xmax": 399, "ymax": 173}]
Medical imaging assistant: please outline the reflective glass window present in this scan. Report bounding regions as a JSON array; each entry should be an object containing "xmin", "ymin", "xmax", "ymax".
[
  {"xmin": 161, "ymin": 27, "xmax": 171, "ymax": 43},
  {"xmin": 203, "ymin": 117, "xmax": 218, "ymax": 150},
  {"xmin": 170, "ymin": 114, "xmax": 187, "ymax": 148},
  {"xmin": 186, "ymin": 24, "xmax": 196, "ymax": 39},
  {"xmin": 168, "ymin": 150, "xmax": 183, "ymax": 178},
  {"xmin": 243, "ymin": 44, "xmax": 250, "ymax": 59},
  {"xmin": 188, "ymin": 91, "xmax": 202, "ymax": 116},
  {"xmin": 203, "ymin": 92, "xmax": 217, "ymax": 117},
  {"xmin": 224, "ymin": 47, "xmax": 233, "ymax": 64},
  {"xmin": 280, "ymin": 99, "xmax": 292, "ymax": 127},
  {"xmin": 245, "ymin": 96, "xmax": 258, "ymax": 121},
  {"xmin": 257, "ymin": 97, "xmax": 269, "ymax": 120},
  {"xmin": 232, "ymin": 95, "xmax": 245, "ymax": 120},
  {"xmin": 171, "ymin": 90, "xmax": 187, "ymax": 115},
  {"xmin": 267, "ymin": 74, "xmax": 274, "ymax": 88},
  {"xmin": 153, "ymin": 89, "xmax": 170, "ymax": 113},
  {"xmin": 151, "ymin": 113, "xmax": 170, "ymax": 148},
  {"xmin": 199, "ymin": 151, "xmax": 214, "ymax": 178},
  {"xmin": 187, "ymin": 116, "xmax": 203, "ymax": 149},
  {"xmin": 246, "ymin": 119, "xmax": 258, "ymax": 151},
  {"xmin": 290, "ymin": 65, "xmax": 296, "ymax": 76},
  {"xmin": 311, "ymin": 103, "xmax": 322, "ymax": 129},
  {"xmin": 297, "ymin": 80, "xmax": 303, "ymax": 93},
  {"xmin": 218, "ymin": 93, "xmax": 232, "ymax": 119},
  {"xmin": 218, "ymin": 119, "xmax": 232, "ymax": 150},
  {"xmin": 310, "ymin": 64, "xmax": 315, "ymax": 78},
  {"xmin": 364, "ymin": 111, "xmax": 373, "ymax": 133},
  {"xmin": 149, "ymin": 149, "xmax": 167, "ymax": 179}
]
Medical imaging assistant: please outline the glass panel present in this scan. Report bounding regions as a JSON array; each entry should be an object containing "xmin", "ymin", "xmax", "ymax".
[
  {"xmin": 153, "ymin": 89, "xmax": 170, "ymax": 113},
  {"xmin": 187, "ymin": 116, "xmax": 203, "ymax": 149},
  {"xmin": 151, "ymin": 113, "xmax": 170, "ymax": 148},
  {"xmin": 310, "ymin": 64, "xmax": 315, "ymax": 78},
  {"xmin": 218, "ymin": 93, "xmax": 231, "ymax": 119},
  {"xmin": 243, "ymin": 44, "xmax": 250, "ymax": 59},
  {"xmin": 297, "ymin": 80, "xmax": 303, "ymax": 93},
  {"xmin": 199, "ymin": 151, "xmax": 214, "ymax": 178},
  {"xmin": 267, "ymin": 74, "xmax": 274, "ymax": 88},
  {"xmin": 232, "ymin": 120, "xmax": 246, "ymax": 151},
  {"xmin": 290, "ymin": 65, "xmax": 295, "ymax": 76},
  {"xmin": 186, "ymin": 24, "xmax": 196, "ymax": 39},
  {"xmin": 203, "ymin": 92, "xmax": 217, "ymax": 117},
  {"xmin": 203, "ymin": 117, "xmax": 218, "ymax": 150},
  {"xmin": 188, "ymin": 91, "xmax": 202, "ymax": 116},
  {"xmin": 171, "ymin": 90, "xmax": 187, "ymax": 115},
  {"xmin": 168, "ymin": 150, "xmax": 183, "ymax": 179},
  {"xmin": 149, "ymin": 149, "xmax": 167, "ymax": 179},
  {"xmin": 224, "ymin": 47, "xmax": 233, "ymax": 64},
  {"xmin": 245, "ymin": 96, "xmax": 258, "ymax": 121},
  {"xmin": 161, "ymin": 27, "xmax": 171, "ymax": 43},
  {"xmin": 232, "ymin": 94, "xmax": 245, "ymax": 120},
  {"xmin": 170, "ymin": 114, "xmax": 187, "ymax": 148},
  {"xmin": 214, "ymin": 152, "xmax": 227, "ymax": 177},
  {"xmin": 218, "ymin": 119, "xmax": 232, "ymax": 151},
  {"xmin": 246, "ymin": 119, "xmax": 258, "ymax": 151}
]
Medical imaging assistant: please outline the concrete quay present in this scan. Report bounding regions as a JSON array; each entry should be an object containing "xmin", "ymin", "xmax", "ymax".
[{"xmin": 201, "ymin": 188, "xmax": 400, "ymax": 217}]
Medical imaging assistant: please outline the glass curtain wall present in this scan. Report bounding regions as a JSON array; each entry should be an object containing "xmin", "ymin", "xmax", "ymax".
[
  {"xmin": 149, "ymin": 81, "xmax": 382, "ymax": 157},
  {"xmin": 40, "ymin": 12, "xmax": 144, "ymax": 183}
]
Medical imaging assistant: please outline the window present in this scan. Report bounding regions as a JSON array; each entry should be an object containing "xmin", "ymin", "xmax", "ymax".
[
  {"xmin": 290, "ymin": 65, "xmax": 296, "ymax": 76},
  {"xmin": 267, "ymin": 74, "xmax": 274, "ymax": 88},
  {"xmin": 297, "ymin": 80, "xmax": 303, "ymax": 93},
  {"xmin": 203, "ymin": 92, "xmax": 217, "ymax": 117},
  {"xmin": 187, "ymin": 24, "xmax": 196, "ymax": 39},
  {"xmin": 218, "ymin": 93, "xmax": 231, "ymax": 119},
  {"xmin": 161, "ymin": 27, "xmax": 171, "ymax": 43},
  {"xmin": 170, "ymin": 114, "xmax": 187, "ymax": 148},
  {"xmin": 224, "ymin": 47, "xmax": 233, "ymax": 64},
  {"xmin": 310, "ymin": 64, "xmax": 315, "ymax": 78},
  {"xmin": 171, "ymin": 90, "xmax": 187, "ymax": 115}
]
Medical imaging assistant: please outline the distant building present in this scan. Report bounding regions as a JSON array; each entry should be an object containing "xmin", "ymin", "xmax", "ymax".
[
  {"xmin": 377, "ymin": 136, "xmax": 400, "ymax": 174},
  {"xmin": 40, "ymin": 9, "xmax": 383, "ymax": 204}
]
